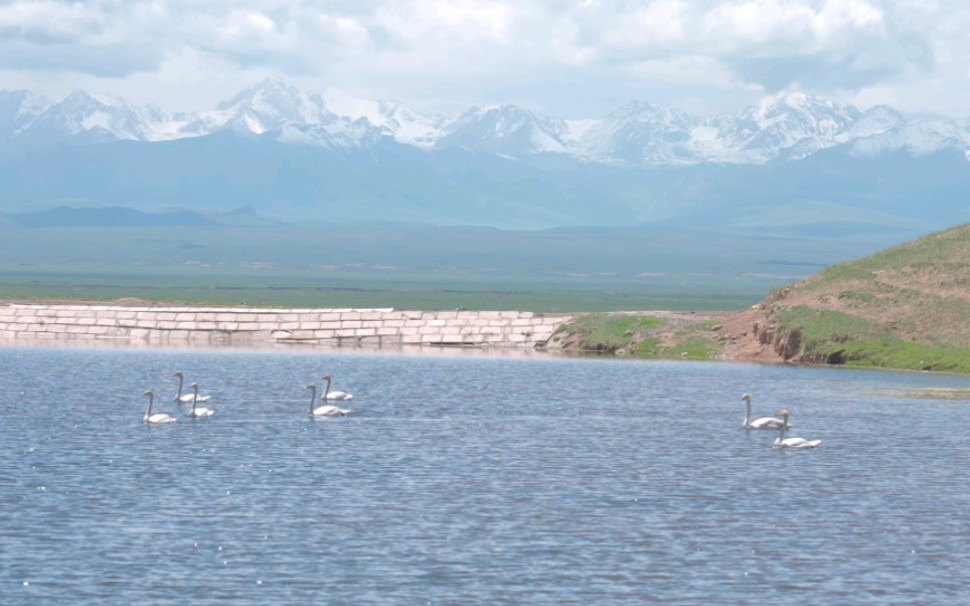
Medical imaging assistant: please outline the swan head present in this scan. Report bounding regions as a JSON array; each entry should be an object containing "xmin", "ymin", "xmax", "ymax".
[
  {"xmin": 173, "ymin": 371, "xmax": 184, "ymax": 378},
  {"xmin": 306, "ymin": 384, "xmax": 316, "ymax": 392},
  {"xmin": 190, "ymin": 382, "xmax": 199, "ymax": 391},
  {"xmin": 776, "ymin": 409, "xmax": 790, "ymax": 423},
  {"xmin": 320, "ymin": 375, "xmax": 332, "ymax": 382},
  {"xmin": 143, "ymin": 390, "xmax": 153, "ymax": 398},
  {"xmin": 740, "ymin": 394, "xmax": 751, "ymax": 402}
]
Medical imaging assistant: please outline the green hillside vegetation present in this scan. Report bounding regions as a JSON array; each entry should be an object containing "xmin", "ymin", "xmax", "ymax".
[
  {"xmin": 552, "ymin": 223, "xmax": 970, "ymax": 374},
  {"xmin": 759, "ymin": 223, "xmax": 970, "ymax": 373},
  {"xmin": 549, "ymin": 312, "xmax": 725, "ymax": 360}
]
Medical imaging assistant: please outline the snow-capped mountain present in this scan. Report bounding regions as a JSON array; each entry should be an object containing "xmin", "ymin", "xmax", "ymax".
[
  {"xmin": 435, "ymin": 104, "xmax": 570, "ymax": 156},
  {"xmin": 11, "ymin": 90, "xmax": 178, "ymax": 145},
  {"xmin": 709, "ymin": 92, "xmax": 864, "ymax": 163},
  {"xmin": 0, "ymin": 90, "xmax": 52, "ymax": 139},
  {"xmin": 577, "ymin": 101, "xmax": 699, "ymax": 165},
  {"xmin": 321, "ymin": 87, "xmax": 444, "ymax": 147},
  {"xmin": 2, "ymin": 78, "xmax": 970, "ymax": 234},
  {"xmin": 2, "ymin": 78, "xmax": 969, "ymax": 167},
  {"xmin": 846, "ymin": 114, "xmax": 970, "ymax": 158},
  {"xmin": 184, "ymin": 77, "xmax": 331, "ymax": 137}
]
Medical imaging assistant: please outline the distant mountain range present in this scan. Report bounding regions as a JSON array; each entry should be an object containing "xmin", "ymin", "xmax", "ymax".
[{"xmin": 1, "ymin": 77, "xmax": 969, "ymax": 234}]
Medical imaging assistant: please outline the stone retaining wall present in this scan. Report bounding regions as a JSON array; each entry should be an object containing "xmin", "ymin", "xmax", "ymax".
[{"xmin": 0, "ymin": 303, "xmax": 573, "ymax": 349}]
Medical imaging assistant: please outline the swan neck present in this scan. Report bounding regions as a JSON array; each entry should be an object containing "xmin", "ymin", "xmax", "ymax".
[
  {"xmin": 145, "ymin": 393, "xmax": 153, "ymax": 417},
  {"xmin": 308, "ymin": 386, "xmax": 316, "ymax": 414},
  {"xmin": 743, "ymin": 399, "xmax": 751, "ymax": 427}
]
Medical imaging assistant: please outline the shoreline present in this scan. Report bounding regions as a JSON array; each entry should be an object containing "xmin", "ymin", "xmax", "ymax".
[{"xmin": 0, "ymin": 298, "xmax": 783, "ymax": 366}]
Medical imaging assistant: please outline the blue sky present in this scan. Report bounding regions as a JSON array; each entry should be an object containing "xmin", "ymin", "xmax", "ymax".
[{"xmin": 1, "ymin": 0, "xmax": 967, "ymax": 118}]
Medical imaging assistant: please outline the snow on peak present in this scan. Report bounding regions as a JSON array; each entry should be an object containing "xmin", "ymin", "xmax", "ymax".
[
  {"xmin": 4, "ymin": 81, "xmax": 970, "ymax": 164},
  {"xmin": 435, "ymin": 104, "xmax": 570, "ymax": 155},
  {"xmin": 0, "ymin": 90, "xmax": 52, "ymax": 137},
  {"xmin": 320, "ymin": 87, "xmax": 443, "ymax": 147},
  {"xmin": 207, "ymin": 77, "xmax": 331, "ymax": 134}
]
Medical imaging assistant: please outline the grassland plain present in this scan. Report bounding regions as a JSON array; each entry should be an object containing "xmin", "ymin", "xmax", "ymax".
[
  {"xmin": 4, "ymin": 222, "xmax": 968, "ymax": 375},
  {"xmin": 0, "ymin": 223, "xmax": 866, "ymax": 312}
]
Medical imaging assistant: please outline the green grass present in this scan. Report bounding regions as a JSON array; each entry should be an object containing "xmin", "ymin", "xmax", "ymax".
[
  {"xmin": 665, "ymin": 335, "xmax": 717, "ymax": 360},
  {"xmin": 834, "ymin": 339, "xmax": 970, "ymax": 373},
  {"xmin": 554, "ymin": 315, "xmax": 666, "ymax": 352},
  {"xmin": 772, "ymin": 306, "xmax": 970, "ymax": 373},
  {"xmin": 759, "ymin": 224, "xmax": 970, "ymax": 373},
  {"xmin": 775, "ymin": 307, "xmax": 888, "ymax": 350},
  {"xmin": 0, "ymin": 269, "xmax": 763, "ymax": 312},
  {"xmin": 0, "ymin": 222, "xmax": 890, "ymax": 312}
]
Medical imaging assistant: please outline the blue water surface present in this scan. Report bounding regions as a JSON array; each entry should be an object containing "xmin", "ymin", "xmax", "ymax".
[{"xmin": 2, "ymin": 345, "xmax": 970, "ymax": 605}]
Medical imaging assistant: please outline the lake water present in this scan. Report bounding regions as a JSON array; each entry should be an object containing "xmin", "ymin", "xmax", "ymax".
[{"xmin": 3, "ymin": 345, "xmax": 970, "ymax": 605}]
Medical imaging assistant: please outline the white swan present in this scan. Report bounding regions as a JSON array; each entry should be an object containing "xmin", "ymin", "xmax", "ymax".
[
  {"xmin": 741, "ymin": 394, "xmax": 788, "ymax": 430},
  {"xmin": 143, "ymin": 390, "xmax": 177, "ymax": 424},
  {"xmin": 306, "ymin": 384, "xmax": 350, "ymax": 417},
  {"xmin": 188, "ymin": 382, "xmax": 215, "ymax": 419},
  {"xmin": 174, "ymin": 371, "xmax": 210, "ymax": 405},
  {"xmin": 320, "ymin": 374, "xmax": 353, "ymax": 400},
  {"xmin": 772, "ymin": 410, "xmax": 821, "ymax": 449}
]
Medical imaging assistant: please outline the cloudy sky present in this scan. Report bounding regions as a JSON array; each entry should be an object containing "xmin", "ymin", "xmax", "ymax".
[{"xmin": 1, "ymin": 0, "xmax": 967, "ymax": 118}]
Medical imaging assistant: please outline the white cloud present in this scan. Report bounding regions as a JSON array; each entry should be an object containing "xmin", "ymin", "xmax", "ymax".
[{"xmin": 0, "ymin": 0, "xmax": 964, "ymax": 117}]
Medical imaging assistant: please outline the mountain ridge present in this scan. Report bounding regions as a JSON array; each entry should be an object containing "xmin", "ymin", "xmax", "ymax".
[
  {"xmin": 1, "ymin": 79, "xmax": 969, "ymax": 236},
  {"xmin": 3, "ymin": 79, "xmax": 968, "ymax": 167}
]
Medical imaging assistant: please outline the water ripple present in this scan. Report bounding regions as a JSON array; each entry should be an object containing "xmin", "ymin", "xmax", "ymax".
[{"xmin": 2, "ymin": 348, "xmax": 970, "ymax": 604}]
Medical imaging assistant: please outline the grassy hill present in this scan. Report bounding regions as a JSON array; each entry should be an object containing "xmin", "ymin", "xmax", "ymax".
[
  {"xmin": 744, "ymin": 222, "xmax": 970, "ymax": 372},
  {"xmin": 553, "ymin": 223, "xmax": 970, "ymax": 374}
]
